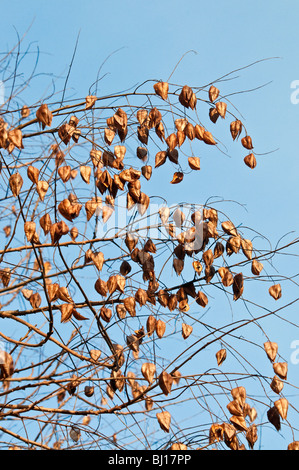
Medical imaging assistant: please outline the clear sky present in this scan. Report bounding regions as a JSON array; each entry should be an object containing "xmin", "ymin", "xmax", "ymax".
[{"xmin": 1, "ymin": 0, "xmax": 299, "ymax": 450}]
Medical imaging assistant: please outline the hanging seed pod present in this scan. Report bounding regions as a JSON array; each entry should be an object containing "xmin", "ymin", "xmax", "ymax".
[
  {"xmin": 58, "ymin": 165, "xmax": 71, "ymax": 183},
  {"xmin": 267, "ymin": 406, "xmax": 281, "ymax": 431},
  {"xmin": 36, "ymin": 180, "xmax": 49, "ymax": 201},
  {"xmin": 170, "ymin": 172, "xmax": 183, "ymax": 184},
  {"xmin": 141, "ymin": 362, "xmax": 156, "ymax": 384},
  {"xmin": 59, "ymin": 303, "xmax": 73, "ymax": 323},
  {"xmin": 209, "ymin": 85, "xmax": 220, "ymax": 102},
  {"xmin": 153, "ymin": 81, "xmax": 169, "ymax": 100},
  {"xmin": 184, "ymin": 122, "xmax": 195, "ymax": 140},
  {"xmin": 288, "ymin": 441, "xmax": 299, "ymax": 450},
  {"xmin": 156, "ymin": 319, "xmax": 166, "ymax": 338},
  {"xmin": 156, "ymin": 411, "xmax": 171, "ymax": 433},
  {"xmin": 155, "ymin": 121, "xmax": 165, "ymax": 141},
  {"xmin": 70, "ymin": 227, "xmax": 79, "ymax": 241},
  {"xmin": 192, "ymin": 261, "xmax": 203, "ymax": 275},
  {"xmin": 182, "ymin": 323, "xmax": 193, "ymax": 339},
  {"xmin": 100, "ymin": 306, "xmax": 112, "ymax": 323},
  {"xmin": 154, "ymin": 151, "xmax": 167, "ymax": 169},
  {"xmin": 230, "ymin": 415, "xmax": 247, "ymax": 433},
  {"xmin": 47, "ymin": 283, "xmax": 59, "ymax": 302},
  {"xmin": 188, "ymin": 156, "xmax": 201, "ymax": 170},
  {"xmin": 85, "ymin": 95, "xmax": 97, "ymax": 110},
  {"xmin": 196, "ymin": 291, "xmax": 208, "ymax": 307},
  {"xmin": 209, "ymin": 423, "xmax": 224, "ymax": 444},
  {"xmin": 216, "ymin": 348, "xmax": 227, "ymax": 366},
  {"xmin": 241, "ymin": 239, "xmax": 253, "ymax": 260},
  {"xmin": 136, "ymin": 146, "xmax": 148, "ymax": 162},
  {"xmin": 21, "ymin": 288, "xmax": 33, "ymax": 301},
  {"xmin": 165, "ymin": 133, "xmax": 178, "ymax": 152},
  {"xmin": 169, "ymin": 443, "xmax": 188, "ymax": 451},
  {"xmin": 203, "ymin": 249, "xmax": 214, "ymax": 267},
  {"xmin": 39, "ymin": 213, "xmax": 52, "ymax": 235},
  {"xmin": 158, "ymin": 207, "xmax": 170, "ymax": 226},
  {"xmin": 57, "ymin": 286, "xmax": 73, "ymax": 303},
  {"xmin": 0, "ymin": 351, "xmax": 14, "ymax": 379},
  {"xmin": 125, "ymin": 233, "xmax": 138, "ymax": 252},
  {"xmin": 158, "ymin": 371, "xmax": 173, "ymax": 395},
  {"xmin": 146, "ymin": 315, "xmax": 157, "ymax": 336},
  {"xmin": 8, "ymin": 128, "xmax": 24, "ymax": 150},
  {"xmin": 84, "ymin": 385, "xmax": 94, "ymax": 398},
  {"xmin": 233, "ymin": 273, "xmax": 244, "ymax": 301},
  {"xmin": 29, "ymin": 292, "xmax": 41, "ymax": 309},
  {"xmin": 251, "ymin": 259, "xmax": 263, "ymax": 275},
  {"xmin": 137, "ymin": 125, "xmax": 149, "ymax": 144},
  {"xmin": 202, "ymin": 131, "xmax": 216, "ymax": 145},
  {"xmin": 141, "ymin": 165, "xmax": 152, "ymax": 180},
  {"xmin": 91, "ymin": 251, "xmax": 104, "ymax": 271},
  {"xmin": 216, "ymin": 101, "xmax": 227, "ymax": 118},
  {"xmin": 85, "ymin": 197, "xmax": 102, "ymax": 221},
  {"xmin": 27, "ymin": 165, "xmax": 40, "ymax": 185},
  {"xmin": 270, "ymin": 375, "xmax": 284, "ymax": 394},
  {"xmin": 246, "ymin": 425, "xmax": 258, "ymax": 449},
  {"xmin": 273, "ymin": 362, "xmax": 288, "ymax": 380},
  {"xmin": 269, "ymin": 284, "xmax": 282, "ymax": 300},
  {"xmin": 120, "ymin": 260, "xmax": 131, "ymax": 276},
  {"xmin": 179, "ymin": 85, "xmax": 197, "ymax": 110},
  {"xmin": 80, "ymin": 165, "xmax": 91, "ymax": 184},
  {"xmin": 230, "ymin": 120, "xmax": 242, "ymax": 140},
  {"xmin": 126, "ymin": 334, "xmax": 140, "ymax": 354},
  {"xmin": 94, "ymin": 278, "xmax": 108, "ymax": 297},
  {"xmin": 231, "ymin": 386, "xmax": 246, "ymax": 407},
  {"xmin": 157, "ymin": 289, "xmax": 169, "ymax": 308},
  {"xmin": 9, "ymin": 172, "xmax": 23, "ymax": 197},
  {"xmin": 138, "ymin": 193, "xmax": 150, "ymax": 215},
  {"xmin": 36, "ymin": 103, "xmax": 53, "ymax": 129},
  {"xmin": 173, "ymin": 258, "xmax": 184, "ymax": 276},
  {"xmin": 274, "ymin": 398, "xmax": 288, "ymax": 420},
  {"xmin": 222, "ymin": 220, "xmax": 238, "ymax": 237},
  {"xmin": 71, "ymin": 169, "xmax": 77, "ymax": 179},
  {"xmin": 227, "ymin": 399, "xmax": 243, "ymax": 416},
  {"xmin": 244, "ymin": 153, "xmax": 257, "ymax": 169},
  {"xmin": 123, "ymin": 296, "xmax": 136, "ymax": 317},
  {"xmin": 24, "ymin": 221, "xmax": 36, "ymax": 242},
  {"xmin": 135, "ymin": 288, "xmax": 148, "ymax": 306},
  {"xmin": 209, "ymin": 107, "xmax": 219, "ymax": 123},
  {"xmin": 0, "ymin": 268, "xmax": 11, "ymax": 287},
  {"xmin": 241, "ymin": 135, "xmax": 253, "ymax": 150},
  {"xmin": 264, "ymin": 341, "xmax": 278, "ymax": 362},
  {"xmin": 116, "ymin": 304, "xmax": 126, "ymax": 320},
  {"xmin": 21, "ymin": 105, "xmax": 30, "ymax": 119}
]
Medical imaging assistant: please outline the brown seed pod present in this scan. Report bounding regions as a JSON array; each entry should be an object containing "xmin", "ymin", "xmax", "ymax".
[
  {"xmin": 216, "ymin": 101, "xmax": 227, "ymax": 118},
  {"xmin": 182, "ymin": 323, "xmax": 193, "ymax": 339},
  {"xmin": 227, "ymin": 399, "xmax": 244, "ymax": 417},
  {"xmin": 188, "ymin": 156, "xmax": 200, "ymax": 170},
  {"xmin": 36, "ymin": 180, "xmax": 49, "ymax": 201},
  {"xmin": 47, "ymin": 283, "xmax": 59, "ymax": 302},
  {"xmin": 156, "ymin": 411, "xmax": 171, "ymax": 433},
  {"xmin": 94, "ymin": 278, "xmax": 108, "ymax": 297},
  {"xmin": 29, "ymin": 292, "xmax": 42, "ymax": 309},
  {"xmin": 221, "ymin": 220, "xmax": 238, "ymax": 237},
  {"xmin": 267, "ymin": 406, "xmax": 281, "ymax": 431},
  {"xmin": 241, "ymin": 238, "xmax": 253, "ymax": 260},
  {"xmin": 170, "ymin": 172, "xmax": 184, "ymax": 184},
  {"xmin": 70, "ymin": 227, "xmax": 79, "ymax": 241},
  {"xmin": 141, "ymin": 362, "xmax": 156, "ymax": 384},
  {"xmin": 216, "ymin": 348, "xmax": 227, "ymax": 366},
  {"xmin": 141, "ymin": 165, "xmax": 152, "ymax": 180},
  {"xmin": 274, "ymin": 398, "xmax": 288, "ymax": 420},
  {"xmin": 0, "ymin": 351, "xmax": 14, "ymax": 379},
  {"xmin": 36, "ymin": 103, "xmax": 53, "ymax": 129},
  {"xmin": 146, "ymin": 315, "xmax": 157, "ymax": 337},
  {"xmin": 264, "ymin": 341, "xmax": 278, "ymax": 362},
  {"xmin": 85, "ymin": 197, "xmax": 102, "ymax": 221},
  {"xmin": 241, "ymin": 135, "xmax": 253, "ymax": 150},
  {"xmin": 196, "ymin": 291, "xmax": 208, "ymax": 307},
  {"xmin": 273, "ymin": 362, "xmax": 288, "ymax": 380},
  {"xmin": 230, "ymin": 120, "xmax": 242, "ymax": 140},
  {"xmin": 269, "ymin": 284, "xmax": 282, "ymax": 300},
  {"xmin": 158, "ymin": 371, "xmax": 173, "ymax": 395},
  {"xmin": 100, "ymin": 306, "xmax": 112, "ymax": 323},
  {"xmin": 270, "ymin": 375, "xmax": 284, "ymax": 394},
  {"xmin": 288, "ymin": 441, "xmax": 299, "ymax": 450},
  {"xmin": 209, "ymin": 85, "xmax": 220, "ymax": 102},
  {"xmin": 116, "ymin": 303, "xmax": 127, "ymax": 320},
  {"xmin": 244, "ymin": 153, "xmax": 257, "ymax": 169},
  {"xmin": 251, "ymin": 259, "xmax": 263, "ymax": 275},
  {"xmin": 230, "ymin": 415, "xmax": 247, "ymax": 433},
  {"xmin": 123, "ymin": 296, "xmax": 136, "ymax": 317},
  {"xmin": 135, "ymin": 288, "xmax": 148, "ymax": 307},
  {"xmin": 24, "ymin": 221, "xmax": 36, "ymax": 242},
  {"xmin": 153, "ymin": 81, "xmax": 169, "ymax": 101},
  {"xmin": 246, "ymin": 425, "xmax": 258, "ymax": 449},
  {"xmin": 39, "ymin": 213, "xmax": 52, "ymax": 235},
  {"xmin": 155, "ymin": 319, "xmax": 166, "ymax": 338},
  {"xmin": 231, "ymin": 386, "xmax": 246, "ymax": 407},
  {"xmin": 85, "ymin": 95, "xmax": 97, "ymax": 110},
  {"xmin": 233, "ymin": 273, "xmax": 244, "ymax": 301},
  {"xmin": 80, "ymin": 165, "xmax": 91, "ymax": 184},
  {"xmin": 179, "ymin": 85, "xmax": 197, "ymax": 110},
  {"xmin": 27, "ymin": 165, "xmax": 40, "ymax": 184},
  {"xmin": 120, "ymin": 260, "xmax": 131, "ymax": 276},
  {"xmin": 9, "ymin": 172, "xmax": 23, "ymax": 197}
]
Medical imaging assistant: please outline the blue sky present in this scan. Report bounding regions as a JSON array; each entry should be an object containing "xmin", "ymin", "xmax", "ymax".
[{"xmin": 1, "ymin": 0, "xmax": 299, "ymax": 450}]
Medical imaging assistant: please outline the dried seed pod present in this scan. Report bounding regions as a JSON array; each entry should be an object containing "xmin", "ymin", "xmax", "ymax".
[
  {"xmin": 273, "ymin": 362, "xmax": 288, "ymax": 380},
  {"xmin": 231, "ymin": 386, "xmax": 246, "ymax": 407},
  {"xmin": 216, "ymin": 101, "xmax": 227, "ymax": 118},
  {"xmin": 24, "ymin": 221, "xmax": 36, "ymax": 242},
  {"xmin": 196, "ymin": 291, "xmax": 208, "ymax": 307},
  {"xmin": 209, "ymin": 107, "xmax": 219, "ymax": 123},
  {"xmin": 158, "ymin": 371, "xmax": 173, "ymax": 395},
  {"xmin": 94, "ymin": 278, "xmax": 108, "ymax": 297},
  {"xmin": 39, "ymin": 213, "xmax": 52, "ymax": 235},
  {"xmin": 173, "ymin": 258, "xmax": 184, "ymax": 276},
  {"xmin": 36, "ymin": 181, "xmax": 49, "ymax": 201},
  {"xmin": 169, "ymin": 443, "xmax": 188, "ymax": 450},
  {"xmin": 135, "ymin": 288, "xmax": 148, "ymax": 306},
  {"xmin": 179, "ymin": 85, "xmax": 197, "ymax": 110},
  {"xmin": 47, "ymin": 283, "xmax": 59, "ymax": 302},
  {"xmin": 202, "ymin": 131, "xmax": 216, "ymax": 145},
  {"xmin": 115, "ymin": 303, "xmax": 127, "ymax": 320},
  {"xmin": 70, "ymin": 227, "xmax": 79, "ymax": 241},
  {"xmin": 123, "ymin": 297, "xmax": 136, "ymax": 317},
  {"xmin": 141, "ymin": 165, "xmax": 152, "ymax": 180},
  {"xmin": 29, "ymin": 292, "xmax": 41, "ymax": 309},
  {"xmin": 203, "ymin": 249, "xmax": 214, "ymax": 267},
  {"xmin": 288, "ymin": 441, "xmax": 299, "ymax": 450},
  {"xmin": 241, "ymin": 238, "xmax": 253, "ymax": 260},
  {"xmin": 241, "ymin": 135, "xmax": 253, "ymax": 150},
  {"xmin": 27, "ymin": 165, "xmax": 40, "ymax": 184},
  {"xmin": 57, "ymin": 286, "xmax": 73, "ymax": 303},
  {"xmin": 216, "ymin": 348, "xmax": 227, "ymax": 366},
  {"xmin": 269, "ymin": 284, "xmax": 282, "ymax": 300},
  {"xmin": 80, "ymin": 165, "xmax": 91, "ymax": 184},
  {"xmin": 58, "ymin": 165, "xmax": 71, "ymax": 183},
  {"xmin": 21, "ymin": 288, "xmax": 33, "ymax": 300},
  {"xmin": 84, "ymin": 386, "xmax": 94, "ymax": 397},
  {"xmin": 100, "ymin": 306, "xmax": 112, "ymax": 323},
  {"xmin": 209, "ymin": 85, "xmax": 220, "ymax": 102},
  {"xmin": 85, "ymin": 197, "xmax": 102, "ymax": 221},
  {"xmin": 264, "ymin": 341, "xmax": 278, "ymax": 362},
  {"xmin": 274, "ymin": 398, "xmax": 288, "ymax": 420},
  {"xmin": 246, "ymin": 425, "xmax": 258, "ymax": 449},
  {"xmin": 146, "ymin": 315, "xmax": 157, "ymax": 336},
  {"xmin": 156, "ymin": 411, "xmax": 171, "ymax": 433},
  {"xmin": 227, "ymin": 399, "xmax": 243, "ymax": 416},
  {"xmin": 230, "ymin": 120, "xmax": 242, "ymax": 140},
  {"xmin": 267, "ymin": 406, "xmax": 281, "ymax": 431},
  {"xmin": 153, "ymin": 81, "xmax": 169, "ymax": 100},
  {"xmin": 233, "ymin": 273, "xmax": 244, "ymax": 301},
  {"xmin": 221, "ymin": 220, "xmax": 238, "ymax": 237},
  {"xmin": 9, "ymin": 172, "xmax": 23, "ymax": 197},
  {"xmin": 170, "ymin": 171, "xmax": 183, "ymax": 184},
  {"xmin": 85, "ymin": 95, "xmax": 97, "ymax": 110},
  {"xmin": 230, "ymin": 415, "xmax": 247, "ymax": 432},
  {"xmin": 270, "ymin": 375, "xmax": 284, "ymax": 394},
  {"xmin": 21, "ymin": 105, "xmax": 30, "ymax": 118},
  {"xmin": 182, "ymin": 323, "xmax": 193, "ymax": 339},
  {"xmin": 136, "ymin": 146, "xmax": 148, "ymax": 161},
  {"xmin": 156, "ymin": 319, "xmax": 166, "ymax": 338},
  {"xmin": 36, "ymin": 103, "xmax": 53, "ymax": 128},
  {"xmin": 251, "ymin": 259, "xmax": 263, "ymax": 275},
  {"xmin": 0, "ymin": 351, "xmax": 14, "ymax": 379},
  {"xmin": 120, "ymin": 260, "xmax": 131, "ymax": 276},
  {"xmin": 8, "ymin": 129, "xmax": 24, "ymax": 150},
  {"xmin": 141, "ymin": 362, "xmax": 156, "ymax": 384},
  {"xmin": 188, "ymin": 156, "xmax": 201, "ymax": 170},
  {"xmin": 192, "ymin": 260, "xmax": 203, "ymax": 275},
  {"xmin": 244, "ymin": 153, "xmax": 257, "ymax": 169}
]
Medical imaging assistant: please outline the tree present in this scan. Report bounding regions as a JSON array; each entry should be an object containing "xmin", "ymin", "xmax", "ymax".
[{"xmin": 0, "ymin": 38, "xmax": 298, "ymax": 451}]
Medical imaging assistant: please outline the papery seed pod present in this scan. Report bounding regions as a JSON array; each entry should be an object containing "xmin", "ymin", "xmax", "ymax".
[
  {"xmin": 22, "ymin": 288, "xmax": 33, "ymax": 300},
  {"xmin": 155, "ymin": 121, "xmax": 165, "ymax": 141},
  {"xmin": 209, "ymin": 107, "xmax": 219, "ymax": 123},
  {"xmin": 126, "ymin": 334, "xmax": 140, "ymax": 353},
  {"xmin": 241, "ymin": 238, "xmax": 253, "ymax": 260},
  {"xmin": 3, "ymin": 225, "xmax": 11, "ymax": 237},
  {"xmin": 230, "ymin": 120, "xmax": 242, "ymax": 140},
  {"xmin": 59, "ymin": 303, "xmax": 74, "ymax": 323},
  {"xmin": 57, "ymin": 286, "xmax": 73, "ymax": 304},
  {"xmin": 179, "ymin": 85, "xmax": 197, "ymax": 110},
  {"xmin": 246, "ymin": 425, "xmax": 258, "ymax": 449},
  {"xmin": 173, "ymin": 258, "xmax": 184, "ymax": 276},
  {"xmin": 47, "ymin": 283, "xmax": 59, "ymax": 302},
  {"xmin": 85, "ymin": 95, "xmax": 97, "ymax": 110},
  {"xmin": 85, "ymin": 197, "xmax": 102, "ymax": 221},
  {"xmin": 182, "ymin": 323, "xmax": 193, "ymax": 339},
  {"xmin": 125, "ymin": 233, "xmax": 138, "ymax": 252},
  {"xmin": 227, "ymin": 399, "xmax": 243, "ymax": 416},
  {"xmin": 270, "ymin": 375, "xmax": 284, "ymax": 394},
  {"xmin": 196, "ymin": 291, "xmax": 208, "ymax": 307},
  {"xmin": 156, "ymin": 319, "xmax": 166, "ymax": 338},
  {"xmin": 104, "ymin": 128, "xmax": 115, "ymax": 146},
  {"xmin": 153, "ymin": 81, "xmax": 169, "ymax": 100},
  {"xmin": 230, "ymin": 415, "xmax": 247, "ymax": 433},
  {"xmin": 264, "ymin": 341, "xmax": 278, "ymax": 362},
  {"xmin": 141, "ymin": 165, "xmax": 152, "ymax": 180},
  {"xmin": 288, "ymin": 441, "xmax": 299, "ymax": 450},
  {"xmin": 80, "ymin": 165, "xmax": 91, "ymax": 184},
  {"xmin": 202, "ymin": 131, "xmax": 216, "ymax": 145},
  {"xmin": 137, "ymin": 125, "xmax": 149, "ymax": 144},
  {"xmin": 84, "ymin": 385, "xmax": 94, "ymax": 397},
  {"xmin": 100, "ymin": 306, "xmax": 112, "ymax": 323},
  {"xmin": 157, "ymin": 289, "xmax": 169, "ymax": 308},
  {"xmin": 115, "ymin": 303, "xmax": 126, "ymax": 320},
  {"xmin": 274, "ymin": 398, "xmax": 288, "ymax": 420},
  {"xmin": 216, "ymin": 348, "xmax": 227, "ymax": 366},
  {"xmin": 221, "ymin": 220, "xmax": 238, "ymax": 237},
  {"xmin": 267, "ymin": 406, "xmax": 281, "ymax": 431},
  {"xmin": 244, "ymin": 153, "xmax": 257, "ymax": 169},
  {"xmin": 58, "ymin": 165, "xmax": 71, "ymax": 183},
  {"xmin": 192, "ymin": 260, "xmax": 203, "ymax": 274},
  {"xmin": 156, "ymin": 411, "xmax": 171, "ymax": 433},
  {"xmin": 170, "ymin": 172, "xmax": 183, "ymax": 184},
  {"xmin": 273, "ymin": 362, "xmax": 288, "ymax": 380},
  {"xmin": 269, "ymin": 284, "xmax": 282, "ymax": 300},
  {"xmin": 36, "ymin": 103, "xmax": 53, "ymax": 128},
  {"xmin": 94, "ymin": 278, "xmax": 108, "ymax": 297},
  {"xmin": 251, "ymin": 259, "xmax": 263, "ymax": 275},
  {"xmin": 27, "ymin": 165, "xmax": 40, "ymax": 185},
  {"xmin": 215, "ymin": 101, "xmax": 227, "ymax": 119},
  {"xmin": 70, "ymin": 227, "xmax": 79, "ymax": 241},
  {"xmin": 231, "ymin": 386, "xmax": 246, "ymax": 407},
  {"xmin": 158, "ymin": 371, "xmax": 173, "ymax": 396},
  {"xmin": 123, "ymin": 296, "xmax": 136, "ymax": 317},
  {"xmin": 146, "ymin": 315, "xmax": 157, "ymax": 337},
  {"xmin": 21, "ymin": 105, "xmax": 30, "ymax": 119},
  {"xmin": 203, "ymin": 249, "xmax": 214, "ymax": 267},
  {"xmin": 29, "ymin": 292, "xmax": 41, "ymax": 309},
  {"xmin": 209, "ymin": 85, "xmax": 220, "ymax": 102},
  {"xmin": 102, "ymin": 205, "xmax": 114, "ymax": 223},
  {"xmin": 39, "ymin": 213, "xmax": 52, "ymax": 236},
  {"xmin": 177, "ymin": 129, "xmax": 186, "ymax": 147},
  {"xmin": 165, "ymin": 133, "xmax": 178, "ymax": 152},
  {"xmin": 155, "ymin": 150, "xmax": 167, "ymax": 168},
  {"xmin": 36, "ymin": 180, "xmax": 49, "ymax": 201},
  {"xmin": 241, "ymin": 135, "xmax": 253, "ymax": 150},
  {"xmin": 138, "ymin": 192, "xmax": 150, "ymax": 215},
  {"xmin": 120, "ymin": 260, "xmax": 131, "ymax": 276},
  {"xmin": 136, "ymin": 146, "xmax": 148, "ymax": 162},
  {"xmin": 171, "ymin": 370, "xmax": 181, "ymax": 386},
  {"xmin": 184, "ymin": 122, "xmax": 195, "ymax": 140},
  {"xmin": 233, "ymin": 273, "xmax": 244, "ymax": 301},
  {"xmin": 24, "ymin": 221, "xmax": 36, "ymax": 242},
  {"xmin": 9, "ymin": 172, "xmax": 23, "ymax": 197},
  {"xmin": 169, "ymin": 442, "xmax": 188, "ymax": 450},
  {"xmin": 136, "ymin": 109, "xmax": 148, "ymax": 126},
  {"xmin": 0, "ymin": 351, "xmax": 14, "ymax": 379},
  {"xmin": 141, "ymin": 362, "xmax": 156, "ymax": 384},
  {"xmin": 209, "ymin": 423, "xmax": 224, "ymax": 444},
  {"xmin": 188, "ymin": 156, "xmax": 201, "ymax": 170},
  {"xmin": 8, "ymin": 128, "xmax": 24, "ymax": 150},
  {"xmin": 135, "ymin": 288, "xmax": 148, "ymax": 307}
]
